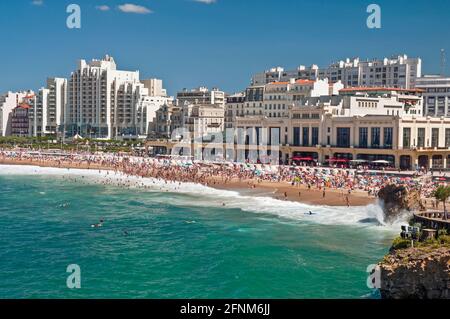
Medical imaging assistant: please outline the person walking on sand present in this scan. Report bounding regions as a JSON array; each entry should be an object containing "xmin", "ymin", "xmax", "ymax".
[
  {"xmin": 284, "ymin": 192, "xmax": 288, "ymax": 200},
  {"xmin": 322, "ymin": 189, "xmax": 326, "ymax": 198}
]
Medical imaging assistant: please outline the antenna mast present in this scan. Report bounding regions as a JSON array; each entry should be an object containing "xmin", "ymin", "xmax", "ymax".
[{"xmin": 441, "ymin": 49, "xmax": 446, "ymax": 76}]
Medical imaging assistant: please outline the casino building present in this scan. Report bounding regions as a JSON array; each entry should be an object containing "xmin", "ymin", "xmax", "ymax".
[
  {"xmin": 148, "ymin": 86, "xmax": 450, "ymax": 170},
  {"xmin": 234, "ymin": 87, "xmax": 450, "ymax": 170}
]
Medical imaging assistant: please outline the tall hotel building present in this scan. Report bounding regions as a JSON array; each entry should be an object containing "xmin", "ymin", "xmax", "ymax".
[
  {"xmin": 29, "ymin": 77, "xmax": 67, "ymax": 137},
  {"xmin": 66, "ymin": 55, "xmax": 170, "ymax": 139},
  {"xmin": 252, "ymin": 55, "xmax": 421, "ymax": 89}
]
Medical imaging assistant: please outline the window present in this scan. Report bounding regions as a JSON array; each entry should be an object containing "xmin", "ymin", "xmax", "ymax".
[
  {"xmin": 302, "ymin": 127, "xmax": 309, "ymax": 146},
  {"xmin": 417, "ymin": 128, "xmax": 425, "ymax": 147},
  {"xmin": 384, "ymin": 127, "xmax": 393, "ymax": 148},
  {"xmin": 371, "ymin": 127, "xmax": 380, "ymax": 147},
  {"xmin": 336, "ymin": 128, "xmax": 350, "ymax": 147},
  {"xmin": 446, "ymin": 128, "xmax": 450, "ymax": 147},
  {"xmin": 269, "ymin": 127, "xmax": 281, "ymax": 145},
  {"xmin": 432, "ymin": 128, "xmax": 439, "ymax": 147},
  {"xmin": 437, "ymin": 97, "xmax": 446, "ymax": 115},
  {"xmin": 293, "ymin": 127, "xmax": 300, "ymax": 146},
  {"xmin": 312, "ymin": 127, "xmax": 319, "ymax": 146},
  {"xmin": 427, "ymin": 97, "xmax": 436, "ymax": 115},
  {"xmin": 359, "ymin": 127, "xmax": 368, "ymax": 148}
]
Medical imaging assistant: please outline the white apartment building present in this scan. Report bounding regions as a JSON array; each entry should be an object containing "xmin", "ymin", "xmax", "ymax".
[
  {"xmin": 153, "ymin": 103, "xmax": 183, "ymax": 138},
  {"xmin": 181, "ymin": 104, "xmax": 225, "ymax": 136},
  {"xmin": 338, "ymin": 87, "xmax": 423, "ymax": 117},
  {"xmin": 138, "ymin": 94, "xmax": 174, "ymax": 134},
  {"xmin": 29, "ymin": 77, "xmax": 67, "ymax": 137},
  {"xmin": 177, "ymin": 87, "xmax": 225, "ymax": 107},
  {"xmin": 152, "ymin": 102, "xmax": 224, "ymax": 140},
  {"xmin": 65, "ymin": 55, "xmax": 169, "ymax": 139},
  {"xmin": 225, "ymin": 79, "xmax": 343, "ymax": 128},
  {"xmin": 252, "ymin": 55, "xmax": 422, "ymax": 89},
  {"xmin": 0, "ymin": 91, "xmax": 31, "ymax": 136},
  {"xmin": 225, "ymin": 92, "xmax": 246, "ymax": 129},
  {"xmin": 416, "ymin": 75, "xmax": 450, "ymax": 117},
  {"xmin": 263, "ymin": 79, "xmax": 343, "ymax": 118},
  {"xmin": 142, "ymin": 78, "xmax": 167, "ymax": 97}
]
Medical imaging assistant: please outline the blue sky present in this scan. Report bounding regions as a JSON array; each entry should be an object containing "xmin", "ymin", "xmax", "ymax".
[{"xmin": 1, "ymin": 0, "xmax": 449, "ymax": 95}]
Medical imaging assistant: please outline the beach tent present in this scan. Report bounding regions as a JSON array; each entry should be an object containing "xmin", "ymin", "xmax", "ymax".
[
  {"xmin": 372, "ymin": 160, "xmax": 391, "ymax": 164},
  {"xmin": 73, "ymin": 134, "xmax": 83, "ymax": 140}
]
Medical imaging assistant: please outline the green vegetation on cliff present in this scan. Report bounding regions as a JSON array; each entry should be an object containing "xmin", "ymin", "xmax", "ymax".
[{"xmin": 390, "ymin": 230, "xmax": 450, "ymax": 251}]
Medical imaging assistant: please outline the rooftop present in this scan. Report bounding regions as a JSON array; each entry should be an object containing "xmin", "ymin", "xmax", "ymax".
[
  {"xmin": 339, "ymin": 87, "xmax": 424, "ymax": 94},
  {"xmin": 268, "ymin": 79, "xmax": 315, "ymax": 86}
]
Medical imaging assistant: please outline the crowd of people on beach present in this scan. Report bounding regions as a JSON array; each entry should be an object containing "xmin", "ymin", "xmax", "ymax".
[{"xmin": 0, "ymin": 149, "xmax": 442, "ymax": 203}]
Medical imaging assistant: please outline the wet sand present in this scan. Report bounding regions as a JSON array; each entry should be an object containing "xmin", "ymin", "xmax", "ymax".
[
  {"xmin": 0, "ymin": 158, "xmax": 375, "ymax": 207},
  {"xmin": 212, "ymin": 179, "xmax": 374, "ymax": 206}
]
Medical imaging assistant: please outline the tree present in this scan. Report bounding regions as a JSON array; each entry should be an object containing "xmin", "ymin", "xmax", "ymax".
[{"xmin": 433, "ymin": 185, "xmax": 450, "ymax": 220}]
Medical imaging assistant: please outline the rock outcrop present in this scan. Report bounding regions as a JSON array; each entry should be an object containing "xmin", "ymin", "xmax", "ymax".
[
  {"xmin": 379, "ymin": 247, "xmax": 450, "ymax": 299},
  {"xmin": 377, "ymin": 184, "xmax": 425, "ymax": 223}
]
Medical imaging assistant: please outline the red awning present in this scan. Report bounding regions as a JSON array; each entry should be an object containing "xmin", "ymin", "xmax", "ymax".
[
  {"xmin": 328, "ymin": 158, "xmax": 349, "ymax": 163},
  {"xmin": 292, "ymin": 156, "xmax": 314, "ymax": 161}
]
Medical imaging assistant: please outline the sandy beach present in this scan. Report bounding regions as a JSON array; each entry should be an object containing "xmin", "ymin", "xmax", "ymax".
[{"xmin": 0, "ymin": 158, "xmax": 375, "ymax": 207}]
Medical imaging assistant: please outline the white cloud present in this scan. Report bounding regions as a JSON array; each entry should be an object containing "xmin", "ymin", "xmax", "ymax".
[
  {"xmin": 32, "ymin": 0, "xmax": 44, "ymax": 5},
  {"xmin": 117, "ymin": 3, "xmax": 153, "ymax": 14},
  {"xmin": 193, "ymin": 0, "xmax": 217, "ymax": 4},
  {"xmin": 96, "ymin": 5, "xmax": 111, "ymax": 11}
]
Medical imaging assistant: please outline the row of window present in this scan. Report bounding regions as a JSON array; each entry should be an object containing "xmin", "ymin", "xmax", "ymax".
[
  {"xmin": 358, "ymin": 127, "xmax": 393, "ymax": 148},
  {"xmin": 292, "ymin": 113, "xmax": 320, "ymax": 119},
  {"xmin": 358, "ymin": 101, "xmax": 378, "ymax": 108},
  {"xmin": 403, "ymin": 127, "xmax": 450, "ymax": 148},
  {"xmin": 292, "ymin": 127, "xmax": 320, "ymax": 146}
]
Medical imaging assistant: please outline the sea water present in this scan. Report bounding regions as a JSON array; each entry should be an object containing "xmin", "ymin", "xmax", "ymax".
[{"xmin": 0, "ymin": 165, "xmax": 401, "ymax": 298}]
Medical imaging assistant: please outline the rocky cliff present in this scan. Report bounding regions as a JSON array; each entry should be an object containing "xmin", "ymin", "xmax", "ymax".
[
  {"xmin": 379, "ymin": 247, "xmax": 450, "ymax": 299},
  {"xmin": 377, "ymin": 184, "xmax": 425, "ymax": 223}
]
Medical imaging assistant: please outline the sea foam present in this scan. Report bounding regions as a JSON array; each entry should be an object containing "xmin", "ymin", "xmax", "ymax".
[{"xmin": 0, "ymin": 164, "xmax": 406, "ymax": 232}]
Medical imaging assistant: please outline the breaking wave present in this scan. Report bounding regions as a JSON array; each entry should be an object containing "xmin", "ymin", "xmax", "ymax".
[{"xmin": 0, "ymin": 164, "xmax": 407, "ymax": 232}]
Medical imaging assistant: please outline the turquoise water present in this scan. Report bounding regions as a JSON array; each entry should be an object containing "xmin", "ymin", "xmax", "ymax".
[{"xmin": 0, "ymin": 165, "xmax": 395, "ymax": 298}]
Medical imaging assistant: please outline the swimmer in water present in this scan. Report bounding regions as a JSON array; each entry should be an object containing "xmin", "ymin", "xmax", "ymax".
[{"xmin": 91, "ymin": 218, "xmax": 105, "ymax": 228}]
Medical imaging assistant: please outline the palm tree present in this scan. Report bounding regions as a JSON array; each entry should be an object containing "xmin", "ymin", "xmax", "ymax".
[{"xmin": 433, "ymin": 185, "xmax": 450, "ymax": 220}]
